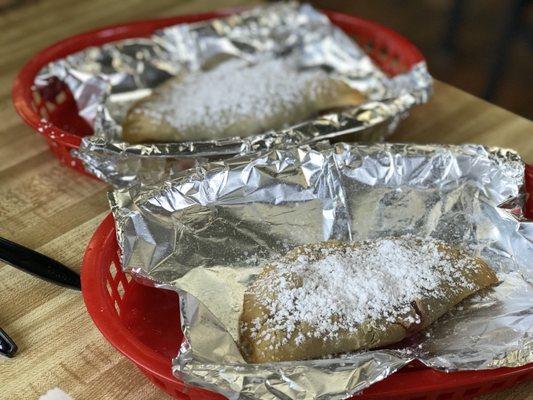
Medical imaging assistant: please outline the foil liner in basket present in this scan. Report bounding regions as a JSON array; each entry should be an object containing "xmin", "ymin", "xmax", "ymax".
[
  {"xmin": 35, "ymin": 2, "xmax": 432, "ymax": 188},
  {"xmin": 110, "ymin": 143, "xmax": 532, "ymax": 399}
]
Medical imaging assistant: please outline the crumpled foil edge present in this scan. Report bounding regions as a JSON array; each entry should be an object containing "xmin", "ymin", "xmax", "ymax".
[
  {"xmin": 35, "ymin": 2, "xmax": 432, "ymax": 188},
  {"xmin": 109, "ymin": 142, "xmax": 532, "ymax": 399}
]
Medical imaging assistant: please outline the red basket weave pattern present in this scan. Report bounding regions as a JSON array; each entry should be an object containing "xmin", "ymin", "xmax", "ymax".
[
  {"xmin": 81, "ymin": 165, "xmax": 533, "ymax": 400},
  {"xmin": 12, "ymin": 10, "xmax": 424, "ymax": 175}
]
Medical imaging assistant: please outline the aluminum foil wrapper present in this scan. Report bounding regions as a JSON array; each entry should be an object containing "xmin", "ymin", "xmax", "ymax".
[
  {"xmin": 35, "ymin": 2, "xmax": 431, "ymax": 188},
  {"xmin": 110, "ymin": 142, "xmax": 532, "ymax": 399}
]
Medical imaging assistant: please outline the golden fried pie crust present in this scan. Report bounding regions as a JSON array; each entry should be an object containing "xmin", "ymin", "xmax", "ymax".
[
  {"xmin": 122, "ymin": 59, "xmax": 364, "ymax": 143},
  {"xmin": 239, "ymin": 239, "xmax": 498, "ymax": 363}
]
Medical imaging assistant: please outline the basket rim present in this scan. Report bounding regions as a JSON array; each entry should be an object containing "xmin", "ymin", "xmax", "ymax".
[
  {"xmin": 11, "ymin": 7, "xmax": 425, "ymax": 152},
  {"xmin": 81, "ymin": 209, "xmax": 533, "ymax": 398},
  {"xmin": 81, "ymin": 214, "xmax": 182, "ymax": 384}
]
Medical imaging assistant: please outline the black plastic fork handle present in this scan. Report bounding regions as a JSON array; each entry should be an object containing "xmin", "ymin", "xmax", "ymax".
[
  {"xmin": 0, "ymin": 236, "xmax": 81, "ymax": 291},
  {"xmin": 0, "ymin": 327, "xmax": 17, "ymax": 358}
]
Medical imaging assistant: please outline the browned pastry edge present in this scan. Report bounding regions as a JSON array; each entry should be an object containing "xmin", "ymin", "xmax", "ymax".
[
  {"xmin": 121, "ymin": 72, "xmax": 365, "ymax": 144},
  {"xmin": 239, "ymin": 240, "xmax": 499, "ymax": 363}
]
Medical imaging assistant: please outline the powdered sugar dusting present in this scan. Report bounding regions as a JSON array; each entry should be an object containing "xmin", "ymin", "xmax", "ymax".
[
  {"xmin": 135, "ymin": 56, "xmax": 341, "ymax": 139},
  {"xmin": 244, "ymin": 237, "xmax": 484, "ymax": 348}
]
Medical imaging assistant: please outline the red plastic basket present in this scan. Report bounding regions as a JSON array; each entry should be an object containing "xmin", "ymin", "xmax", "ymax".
[
  {"xmin": 12, "ymin": 9, "xmax": 425, "ymax": 177},
  {"xmin": 81, "ymin": 166, "xmax": 533, "ymax": 400}
]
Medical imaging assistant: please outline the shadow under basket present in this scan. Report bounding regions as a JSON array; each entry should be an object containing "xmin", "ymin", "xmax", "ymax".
[{"xmin": 12, "ymin": 9, "xmax": 425, "ymax": 178}]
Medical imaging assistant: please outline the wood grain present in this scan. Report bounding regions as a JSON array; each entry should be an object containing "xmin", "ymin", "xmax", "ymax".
[{"xmin": 0, "ymin": 1, "xmax": 531, "ymax": 399}]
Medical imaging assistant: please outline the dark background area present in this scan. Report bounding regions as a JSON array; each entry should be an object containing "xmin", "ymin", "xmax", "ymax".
[{"xmin": 310, "ymin": 0, "xmax": 532, "ymax": 119}]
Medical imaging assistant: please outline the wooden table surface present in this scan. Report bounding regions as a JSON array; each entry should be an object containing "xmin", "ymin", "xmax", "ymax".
[{"xmin": 0, "ymin": 1, "xmax": 531, "ymax": 399}]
